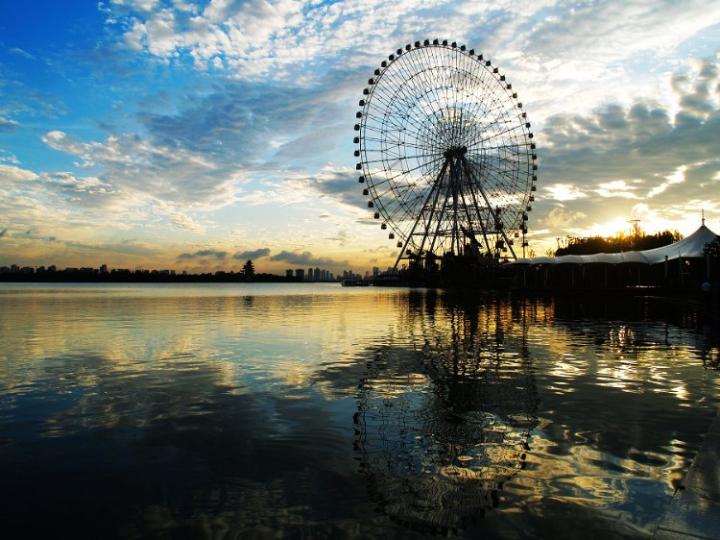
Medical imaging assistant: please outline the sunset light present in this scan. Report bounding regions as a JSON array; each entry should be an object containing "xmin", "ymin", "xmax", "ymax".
[{"xmin": 1, "ymin": 3, "xmax": 720, "ymax": 539}]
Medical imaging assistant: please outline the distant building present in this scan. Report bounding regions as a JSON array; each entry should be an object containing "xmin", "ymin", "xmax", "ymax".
[
  {"xmin": 372, "ymin": 266, "xmax": 380, "ymax": 277},
  {"xmin": 295, "ymin": 268, "xmax": 305, "ymax": 281},
  {"xmin": 286, "ymin": 269, "xmax": 294, "ymax": 279},
  {"xmin": 100, "ymin": 264, "xmax": 108, "ymax": 274}
]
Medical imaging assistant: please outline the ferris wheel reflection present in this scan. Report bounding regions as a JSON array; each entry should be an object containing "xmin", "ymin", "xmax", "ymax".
[{"xmin": 353, "ymin": 293, "xmax": 539, "ymax": 534}]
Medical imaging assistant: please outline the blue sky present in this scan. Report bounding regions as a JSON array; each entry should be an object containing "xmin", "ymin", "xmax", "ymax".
[{"xmin": 1, "ymin": 0, "xmax": 720, "ymax": 272}]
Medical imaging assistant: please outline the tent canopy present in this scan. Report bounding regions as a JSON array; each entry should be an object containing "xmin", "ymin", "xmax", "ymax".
[{"xmin": 513, "ymin": 224, "xmax": 719, "ymax": 266}]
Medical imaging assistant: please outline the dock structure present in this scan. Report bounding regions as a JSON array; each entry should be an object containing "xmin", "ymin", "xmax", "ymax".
[{"xmin": 654, "ymin": 413, "xmax": 720, "ymax": 539}]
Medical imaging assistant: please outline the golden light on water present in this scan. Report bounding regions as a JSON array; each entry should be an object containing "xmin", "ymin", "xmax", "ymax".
[{"xmin": 1, "ymin": 285, "xmax": 719, "ymax": 537}]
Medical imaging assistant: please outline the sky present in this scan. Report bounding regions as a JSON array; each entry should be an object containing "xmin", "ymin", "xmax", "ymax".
[{"xmin": 1, "ymin": 0, "xmax": 720, "ymax": 274}]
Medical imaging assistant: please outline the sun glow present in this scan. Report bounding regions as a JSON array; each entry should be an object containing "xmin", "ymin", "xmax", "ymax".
[{"xmin": 583, "ymin": 218, "xmax": 632, "ymax": 239}]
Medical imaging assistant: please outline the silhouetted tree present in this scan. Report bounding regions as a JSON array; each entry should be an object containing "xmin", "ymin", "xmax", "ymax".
[
  {"xmin": 242, "ymin": 259, "xmax": 255, "ymax": 280},
  {"xmin": 555, "ymin": 229, "xmax": 682, "ymax": 256}
]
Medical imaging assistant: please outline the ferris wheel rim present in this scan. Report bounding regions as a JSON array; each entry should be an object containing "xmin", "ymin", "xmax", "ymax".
[{"xmin": 354, "ymin": 40, "xmax": 537, "ymax": 262}]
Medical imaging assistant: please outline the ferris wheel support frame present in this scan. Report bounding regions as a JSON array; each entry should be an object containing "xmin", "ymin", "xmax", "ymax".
[
  {"xmin": 461, "ymin": 155, "xmax": 518, "ymax": 260},
  {"xmin": 393, "ymin": 149, "xmax": 518, "ymax": 266}
]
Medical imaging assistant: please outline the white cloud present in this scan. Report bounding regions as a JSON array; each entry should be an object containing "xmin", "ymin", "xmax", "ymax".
[
  {"xmin": 42, "ymin": 129, "xmax": 240, "ymax": 208},
  {"xmin": 543, "ymin": 207, "xmax": 587, "ymax": 229},
  {"xmin": 8, "ymin": 1, "xmax": 720, "ymax": 266},
  {"xmin": 0, "ymin": 163, "xmax": 38, "ymax": 182},
  {"xmin": 648, "ymin": 165, "xmax": 687, "ymax": 198},
  {"xmin": 545, "ymin": 183, "xmax": 587, "ymax": 201},
  {"xmin": 595, "ymin": 180, "xmax": 641, "ymax": 199},
  {"xmin": 0, "ymin": 115, "xmax": 20, "ymax": 130},
  {"xmin": 110, "ymin": 0, "xmax": 159, "ymax": 13},
  {"xmin": 105, "ymin": 0, "xmax": 720, "ymax": 123}
]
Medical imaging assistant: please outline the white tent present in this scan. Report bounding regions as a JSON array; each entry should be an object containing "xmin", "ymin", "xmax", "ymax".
[{"xmin": 514, "ymin": 224, "xmax": 719, "ymax": 265}]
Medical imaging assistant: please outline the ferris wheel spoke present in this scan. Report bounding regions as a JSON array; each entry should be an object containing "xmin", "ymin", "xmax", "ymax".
[
  {"xmin": 375, "ymin": 155, "xmax": 445, "ymax": 185},
  {"xmin": 470, "ymin": 155, "xmax": 525, "ymax": 183},
  {"xmin": 470, "ymin": 142, "xmax": 533, "ymax": 154},
  {"xmin": 364, "ymin": 100, "xmax": 431, "ymax": 136},
  {"xmin": 397, "ymin": 169, "xmax": 443, "ymax": 213},
  {"xmin": 370, "ymin": 76, "xmax": 443, "ymax": 140},
  {"xmin": 478, "ymin": 123, "xmax": 528, "ymax": 147},
  {"xmin": 363, "ymin": 140, "xmax": 440, "ymax": 154}
]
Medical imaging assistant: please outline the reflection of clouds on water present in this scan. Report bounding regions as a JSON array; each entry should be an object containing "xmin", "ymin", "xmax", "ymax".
[
  {"xmin": 1, "ymin": 287, "xmax": 720, "ymax": 538},
  {"xmin": 339, "ymin": 293, "xmax": 720, "ymax": 535},
  {"xmin": 1, "ymin": 348, "xmax": 376, "ymax": 538},
  {"xmin": 352, "ymin": 294, "xmax": 539, "ymax": 534}
]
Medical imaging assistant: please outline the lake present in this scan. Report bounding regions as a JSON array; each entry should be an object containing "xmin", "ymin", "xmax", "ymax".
[{"xmin": 1, "ymin": 283, "xmax": 718, "ymax": 538}]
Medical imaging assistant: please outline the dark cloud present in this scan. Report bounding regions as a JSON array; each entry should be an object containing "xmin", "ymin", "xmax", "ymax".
[
  {"xmin": 540, "ymin": 58, "xmax": 720, "ymax": 209},
  {"xmin": 306, "ymin": 168, "xmax": 367, "ymax": 210},
  {"xmin": 233, "ymin": 248, "xmax": 270, "ymax": 260},
  {"xmin": 177, "ymin": 249, "xmax": 228, "ymax": 261},
  {"xmin": 10, "ymin": 230, "xmax": 157, "ymax": 256},
  {"xmin": 136, "ymin": 75, "xmax": 350, "ymax": 169},
  {"xmin": 269, "ymin": 250, "xmax": 348, "ymax": 268}
]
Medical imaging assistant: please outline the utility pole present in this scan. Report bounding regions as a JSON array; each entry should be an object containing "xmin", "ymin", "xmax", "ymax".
[{"xmin": 628, "ymin": 219, "xmax": 641, "ymax": 238}]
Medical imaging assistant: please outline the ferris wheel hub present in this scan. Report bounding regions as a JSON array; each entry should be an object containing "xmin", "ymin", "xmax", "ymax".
[{"xmin": 443, "ymin": 146, "xmax": 467, "ymax": 159}]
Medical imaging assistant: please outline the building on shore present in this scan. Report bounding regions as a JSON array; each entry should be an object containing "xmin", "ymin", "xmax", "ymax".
[{"xmin": 509, "ymin": 224, "xmax": 719, "ymax": 292}]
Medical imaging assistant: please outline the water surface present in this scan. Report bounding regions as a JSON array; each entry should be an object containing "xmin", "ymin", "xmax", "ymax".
[{"xmin": 1, "ymin": 283, "xmax": 718, "ymax": 538}]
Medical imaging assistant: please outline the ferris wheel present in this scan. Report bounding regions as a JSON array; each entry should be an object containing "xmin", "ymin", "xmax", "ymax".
[{"xmin": 353, "ymin": 39, "xmax": 537, "ymax": 265}]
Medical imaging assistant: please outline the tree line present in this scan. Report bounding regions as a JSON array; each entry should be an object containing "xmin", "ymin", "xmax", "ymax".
[{"xmin": 554, "ymin": 229, "xmax": 683, "ymax": 256}]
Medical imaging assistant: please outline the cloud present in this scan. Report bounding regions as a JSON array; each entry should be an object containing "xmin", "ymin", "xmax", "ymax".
[
  {"xmin": 233, "ymin": 248, "xmax": 271, "ymax": 260},
  {"xmin": 39, "ymin": 71, "xmax": 356, "ymax": 218},
  {"xmin": 42, "ymin": 129, "xmax": 238, "ymax": 207},
  {"xmin": 0, "ymin": 115, "xmax": 20, "ymax": 131},
  {"xmin": 0, "ymin": 164, "xmax": 38, "ymax": 182},
  {"xmin": 8, "ymin": 47, "xmax": 35, "ymax": 60},
  {"xmin": 594, "ymin": 180, "xmax": 641, "ymax": 199},
  {"xmin": 309, "ymin": 166, "xmax": 367, "ymax": 209},
  {"xmin": 110, "ymin": 0, "xmax": 159, "ymax": 13},
  {"xmin": 538, "ymin": 57, "xmax": 720, "ymax": 215},
  {"xmin": 0, "ymin": 229, "xmax": 7, "ymax": 238},
  {"xmin": 97, "ymin": 0, "xmax": 720, "ymax": 153},
  {"xmin": 6, "ymin": 1, "xmax": 720, "ymax": 266},
  {"xmin": 5, "ymin": 229, "xmax": 158, "ymax": 256},
  {"xmin": 177, "ymin": 249, "xmax": 228, "ymax": 260},
  {"xmin": 544, "ymin": 183, "xmax": 587, "ymax": 202},
  {"xmin": 269, "ymin": 250, "xmax": 348, "ymax": 268},
  {"xmin": 543, "ymin": 207, "xmax": 587, "ymax": 230},
  {"xmin": 647, "ymin": 165, "xmax": 687, "ymax": 198}
]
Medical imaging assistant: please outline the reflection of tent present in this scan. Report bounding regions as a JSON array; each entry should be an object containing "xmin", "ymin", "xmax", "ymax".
[{"xmin": 513, "ymin": 224, "xmax": 719, "ymax": 265}]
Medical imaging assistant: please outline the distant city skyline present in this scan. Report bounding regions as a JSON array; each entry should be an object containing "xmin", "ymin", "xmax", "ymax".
[
  {"xmin": 1, "ymin": 1, "xmax": 719, "ymax": 271},
  {"xmin": 0, "ymin": 261, "xmax": 362, "ymax": 281}
]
